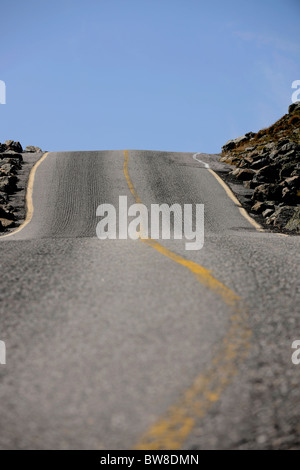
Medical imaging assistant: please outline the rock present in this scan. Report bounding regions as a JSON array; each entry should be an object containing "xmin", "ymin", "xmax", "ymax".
[
  {"xmin": 223, "ymin": 156, "xmax": 240, "ymax": 165},
  {"xmin": 278, "ymin": 142, "xmax": 297, "ymax": 154},
  {"xmin": 245, "ymin": 132, "xmax": 255, "ymax": 139},
  {"xmin": 253, "ymin": 164, "xmax": 279, "ymax": 184},
  {"xmin": 0, "ymin": 206, "xmax": 15, "ymax": 220},
  {"xmin": 285, "ymin": 207, "xmax": 300, "ymax": 232},
  {"xmin": 264, "ymin": 142, "xmax": 276, "ymax": 150},
  {"xmin": 0, "ymin": 162, "xmax": 18, "ymax": 174},
  {"xmin": 251, "ymin": 201, "xmax": 275, "ymax": 214},
  {"xmin": 222, "ymin": 140, "xmax": 236, "ymax": 152},
  {"xmin": 262, "ymin": 208, "xmax": 274, "ymax": 218},
  {"xmin": 0, "ymin": 219, "xmax": 4, "ymax": 232},
  {"xmin": 243, "ymin": 156, "xmax": 254, "ymax": 165},
  {"xmin": 0, "ymin": 175, "xmax": 18, "ymax": 194},
  {"xmin": 0, "ymin": 157, "xmax": 22, "ymax": 170},
  {"xmin": 280, "ymin": 161, "xmax": 297, "ymax": 179},
  {"xmin": 222, "ymin": 134, "xmax": 252, "ymax": 152},
  {"xmin": 284, "ymin": 175, "xmax": 300, "ymax": 189},
  {"xmin": 232, "ymin": 168, "xmax": 255, "ymax": 181},
  {"xmin": 4, "ymin": 140, "xmax": 23, "ymax": 153},
  {"xmin": 252, "ymin": 184, "xmax": 282, "ymax": 202},
  {"xmin": 251, "ymin": 201, "xmax": 267, "ymax": 214},
  {"xmin": 268, "ymin": 206, "xmax": 296, "ymax": 229},
  {"xmin": 0, "ymin": 191, "xmax": 8, "ymax": 204},
  {"xmin": 277, "ymin": 138, "xmax": 291, "ymax": 148},
  {"xmin": 0, "ymin": 151, "xmax": 23, "ymax": 162},
  {"xmin": 288, "ymin": 102, "xmax": 300, "ymax": 114},
  {"xmin": 268, "ymin": 150, "xmax": 280, "ymax": 161},
  {"xmin": 220, "ymin": 102, "xmax": 300, "ymax": 233},
  {"xmin": 243, "ymin": 180, "xmax": 260, "ymax": 189},
  {"xmin": 25, "ymin": 145, "xmax": 42, "ymax": 153},
  {"xmin": 251, "ymin": 158, "xmax": 270, "ymax": 170},
  {"xmin": 0, "ymin": 218, "xmax": 15, "ymax": 228},
  {"xmin": 282, "ymin": 186, "xmax": 297, "ymax": 204}
]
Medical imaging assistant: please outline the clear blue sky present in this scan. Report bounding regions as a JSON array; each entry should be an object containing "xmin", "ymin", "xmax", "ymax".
[{"xmin": 1, "ymin": 0, "xmax": 299, "ymax": 153}]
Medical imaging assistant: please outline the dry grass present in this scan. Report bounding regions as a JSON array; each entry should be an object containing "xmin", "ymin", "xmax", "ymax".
[
  {"xmin": 289, "ymin": 115, "xmax": 300, "ymax": 126},
  {"xmin": 223, "ymin": 108, "xmax": 300, "ymax": 157}
]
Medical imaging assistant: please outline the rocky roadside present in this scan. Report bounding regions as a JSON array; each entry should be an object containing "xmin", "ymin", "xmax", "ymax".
[
  {"xmin": 0, "ymin": 141, "xmax": 44, "ymax": 234},
  {"xmin": 220, "ymin": 102, "xmax": 300, "ymax": 233}
]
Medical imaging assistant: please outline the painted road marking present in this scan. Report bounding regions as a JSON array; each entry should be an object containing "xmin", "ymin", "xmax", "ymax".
[
  {"xmin": 0, "ymin": 152, "xmax": 50, "ymax": 239},
  {"xmin": 123, "ymin": 150, "xmax": 251, "ymax": 450},
  {"xmin": 193, "ymin": 153, "xmax": 210, "ymax": 169},
  {"xmin": 192, "ymin": 153, "xmax": 264, "ymax": 232}
]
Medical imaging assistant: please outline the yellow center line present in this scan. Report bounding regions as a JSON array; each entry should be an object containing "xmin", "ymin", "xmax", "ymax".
[
  {"xmin": 0, "ymin": 152, "xmax": 50, "ymax": 239},
  {"xmin": 123, "ymin": 149, "xmax": 251, "ymax": 450}
]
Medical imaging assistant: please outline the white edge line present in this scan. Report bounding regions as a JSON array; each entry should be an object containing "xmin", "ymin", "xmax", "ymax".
[{"xmin": 193, "ymin": 153, "xmax": 210, "ymax": 169}]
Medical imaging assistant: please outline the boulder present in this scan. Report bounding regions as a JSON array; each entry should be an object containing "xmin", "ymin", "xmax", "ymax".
[
  {"xmin": 232, "ymin": 168, "xmax": 255, "ymax": 181},
  {"xmin": 0, "ymin": 191, "xmax": 8, "ymax": 204},
  {"xmin": 251, "ymin": 201, "xmax": 267, "ymax": 214},
  {"xmin": 252, "ymin": 184, "xmax": 282, "ymax": 202},
  {"xmin": 222, "ymin": 134, "xmax": 252, "ymax": 153},
  {"xmin": 0, "ymin": 151, "xmax": 23, "ymax": 162},
  {"xmin": 0, "ymin": 218, "xmax": 15, "ymax": 229},
  {"xmin": 285, "ymin": 207, "xmax": 300, "ymax": 232},
  {"xmin": 288, "ymin": 102, "xmax": 300, "ymax": 114},
  {"xmin": 0, "ymin": 175, "xmax": 18, "ymax": 194},
  {"xmin": 270, "ymin": 206, "xmax": 298, "ymax": 229},
  {"xmin": 4, "ymin": 140, "xmax": 23, "ymax": 153},
  {"xmin": 262, "ymin": 208, "xmax": 274, "ymax": 218},
  {"xmin": 284, "ymin": 175, "xmax": 300, "ymax": 189},
  {"xmin": 0, "ymin": 162, "xmax": 18, "ymax": 174},
  {"xmin": 251, "ymin": 158, "xmax": 270, "ymax": 170},
  {"xmin": 252, "ymin": 164, "xmax": 279, "ymax": 184},
  {"xmin": 25, "ymin": 145, "xmax": 42, "ymax": 153},
  {"xmin": 0, "ymin": 206, "xmax": 15, "ymax": 220},
  {"xmin": 281, "ymin": 186, "xmax": 297, "ymax": 204}
]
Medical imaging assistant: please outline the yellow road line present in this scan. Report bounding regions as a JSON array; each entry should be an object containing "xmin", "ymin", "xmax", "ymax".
[
  {"xmin": 207, "ymin": 168, "xmax": 264, "ymax": 232},
  {"xmin": 208, "ymin": 168, "xmax": 288, "ymax": 237},
  {"xmin": 123, "ymin": 150, "xmax": 251, "ymax": 449},
  {"xmin": 0, "ymin": 152, "xmax": 50, "ymax": 239}
]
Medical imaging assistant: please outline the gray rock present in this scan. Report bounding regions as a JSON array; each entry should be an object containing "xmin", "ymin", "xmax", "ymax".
[
  {"xmin": 251, "ymin": 158, "xmax": 270, "ymax": 170},
  {"xmin": 222, "ymin": 134, "xmax": 251, "ymax": 152},
  {"xmin": 25, "ymin": 145, "xmax": 42, "ymax": 153},
  {"xmin": 285, "ymin": 207, "xmax": 300, "ymax": 232},
  {"xmin": 288, "ymin": 102, "xmax": 300, "ymax": 114},
  {"xmin": 252, "ymin": 184, "xmax": 282, "ymax": 202},
  {"xmin": 268, "ymin": 206, "xmax": 296, "ymax": 228},
  {"xmin": 0, "ymin": 162, "xmax": 18, "ymax": 174},
  {"xmin": 0, "ymin": 206, "xmax": 15, "ymax": 220},
  {"xmin": 262, "ymin": 208, "xmax": 274, "ymax": 218},
  {"xmin": 251, "ymin": 201, "xmax": 267, "ymax": 214},
  {"xmin": 232, "ymin": 168, "xmax": 256, "ymax": 181},
  {"xmin": 278, "ymin": 142, "xmax": 297, "ymax": 154},
  {"xmin": 4, "ymin": 140, "xmax": 23, "ymax": 153},
  {"xmin": 281, "ymin": 186, "xmax": 297, "ymax": 204},
  {"xmin": 0, "ymin": 151, "xmax": 23, "ymax": 162},
  {"xmin": 0, "ymin": 175, "xmax": 18, "ymax": 193}
]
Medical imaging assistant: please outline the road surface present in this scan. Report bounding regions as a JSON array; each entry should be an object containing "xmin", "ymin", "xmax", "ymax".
[{"xmin": 0, "ymin": 150, "xmax": 299, "ymax": 449}]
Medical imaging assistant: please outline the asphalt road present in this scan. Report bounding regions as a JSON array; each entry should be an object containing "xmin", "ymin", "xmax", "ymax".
[{"xmin": 0, "ymin": 150, "xmax": 299, "ymax": 450}]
